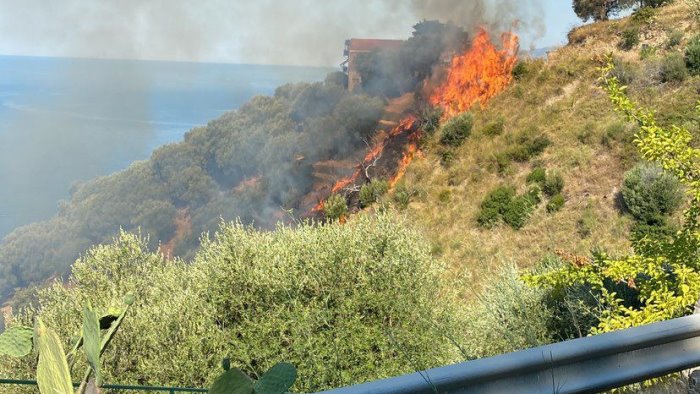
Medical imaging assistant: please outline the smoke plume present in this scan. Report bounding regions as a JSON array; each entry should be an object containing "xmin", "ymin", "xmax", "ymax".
[{"xmin": 0, "ymin": 0, "xmax": 545, "ymax": 66}]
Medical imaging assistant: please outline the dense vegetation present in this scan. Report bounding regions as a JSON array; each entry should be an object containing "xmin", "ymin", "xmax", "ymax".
[
  {"xmin": 1, "ymin": 214, "xmax": 467, "ymax": 392},
  {"xmin": 0, "ymin": 78, "xmax": 384, "ymax": 303}
]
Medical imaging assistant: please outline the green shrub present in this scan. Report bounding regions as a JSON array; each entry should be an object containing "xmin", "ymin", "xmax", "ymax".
[
  {"xmin": 660, "ymin": 52, "xmax": 688, "ymax": 82},
  {"xmin": 481, "ymin": 185, "xmax": 516, "ymax": 214},
  {"xmin": 685, "ymin": 35, "xmax": 700, "ymax": 75},
  {"xmin": 632, "ymin": 7, "xmax": 656, "ymax": 24},
  {"xmin": 492, "ymin": 152, "xmax": 512, "ymax": 175},
  {"xmin": 526, "ymin": 185, "xmax": 543, "ymax": 206},
  {"xmin": 503, "ymin": 196, "xmax": 535, "ymax": 230},
  {"xmin": 622, "ymin": 163, "xmax": 684, "ymax": 224},
  {"xmin": 527, "ymin": 167, "xmax": 547, "ymax": 185},
  {"xmin": 1, "ymin": 215, "xmax": 467, "ymax": 392},
  {"xmin": 543, "ymin": 172, "xmax": 565, "ymax": 197},
  {"xmin": 440, "ymin": 112, "xmax": 473, "ymax": 147},
  {"xmin": 461, "ymin": 265, "xmax": 555, "ymax": 358},
  {"xmin": 529, "ymin": 256, "xmax": 602, "ymax": 340},
  {"xmin": 546, "ymin": 194, "xmax": 566, "ymax": 213},
  {"xmin": 508, "ymin": 130, "xmax": 551, "ymax": 162},
  {"xmin": 476, "ymin": 207, "xmax": 501, "ymax": 228},
  {"xmin": 666, "ymin": 30, "xmax": 683, "ymax": 48},
  {"xmin": 323, "ymin": 194, "xmax": 348, "ymax": 220},
  {"xmin": 358, "ymin": 179, "xmax": 389, "ymax": 208},
  {"xmin": 482, "ymin": 117, "xmax": 505, "ymax": 136},
  {"xmin": 393, "ymin": 184, "xmax": 413, "ymax": 209},
  {"xmin": 478, "ymin": 185, "xmax": 538, "ymax": 230},
  {"xmin": 630, "ymin": 221, "xmax": 677, "ymax": 244},
  {"xmin": 620, "ymin": 27, "xmax": 640, "ymax": 50},
  {"xmin": 512, "ymin": 61, "xmax": 529, "ymax": 80},
  {"xmin": 441, "ymin": 149, "xmax": 456, "ymax": 167}
]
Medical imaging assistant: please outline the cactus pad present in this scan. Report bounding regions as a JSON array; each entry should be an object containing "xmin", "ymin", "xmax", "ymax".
[
  {"xmin": 254, "ymin": 363, "xmax": 297, "ymax": 394},
  {"xmin": 0, "ymin": 326, "xmax": 33, "ymax": 357},
  {"xmin": 209, "ymin": 368, "xmax": 253, "ymax": 394}
]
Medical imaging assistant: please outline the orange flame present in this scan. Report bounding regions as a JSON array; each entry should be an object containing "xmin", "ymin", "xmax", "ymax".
[
  {"xmin": 312, "ymin": 116, "xmax": 418, "ymax": 212},
  {"xmin": 430, "ymin": 28, "xmax": 519, "ymax": 118},
  {"xmin": 389, "ymin": 142, "xmax": 419, "ymax": 189}
]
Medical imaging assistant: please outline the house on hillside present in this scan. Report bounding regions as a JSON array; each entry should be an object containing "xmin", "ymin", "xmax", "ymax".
[{"xmin": 342, "ymin": 38, "xmax": 403, "ymax": 92}]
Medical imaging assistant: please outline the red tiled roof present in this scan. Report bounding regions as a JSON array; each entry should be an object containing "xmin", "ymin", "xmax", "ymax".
[{"xmin": 348, "ymin": 39, "xmax": 404, "ymax": 52}]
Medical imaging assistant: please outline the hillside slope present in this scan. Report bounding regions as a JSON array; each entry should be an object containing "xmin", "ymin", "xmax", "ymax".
[{"xmin": 394, "ymin": 1, "xmax": 700, "ymax": 283}]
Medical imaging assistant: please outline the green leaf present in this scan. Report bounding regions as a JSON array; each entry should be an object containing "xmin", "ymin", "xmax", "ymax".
[
  {"xmin": 83, "ymin": 303, "xmax": 102, "ymax": 386},
  {"xmin": 209, "ymin": 368, "xmax": 254, "ymax": 394},
  {"xmin": 0, "ymin": 326, "xmax": 33, "ymax": 357},
  {"xmin": 254, "ymin": 363, "xmax": 297, "ymax": 394},
  {"xmin": 35, "ymin": 319, "xmax": 73, "ymax": 394}
]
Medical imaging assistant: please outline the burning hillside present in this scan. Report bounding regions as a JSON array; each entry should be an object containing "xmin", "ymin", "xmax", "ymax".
[
  {"xmin": 310, "ymin": 27, "xmax": 520, "ymax": 219},
  {"xmin": 0, "ymin": 21, "xmax": 522, "ymax": 303},
  {"xmin": 431, "ymin": 28, "xmax": 520, "ymax": 118}
]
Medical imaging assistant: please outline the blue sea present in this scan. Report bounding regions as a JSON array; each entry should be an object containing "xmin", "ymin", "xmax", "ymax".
[{"xmin": 0, "ymin": 55, "xmax": 332, "ymax": 237}]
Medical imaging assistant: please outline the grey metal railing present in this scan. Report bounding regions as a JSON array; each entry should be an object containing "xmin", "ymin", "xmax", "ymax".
[{"xmin": 318, "ymin": 314, "xmax": 700, "ymax": 394}]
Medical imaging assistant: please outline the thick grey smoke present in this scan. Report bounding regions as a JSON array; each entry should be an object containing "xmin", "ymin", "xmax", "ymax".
[{"xmin": 0, "ymin": 0, "xmax": 544, "ymax": 66}]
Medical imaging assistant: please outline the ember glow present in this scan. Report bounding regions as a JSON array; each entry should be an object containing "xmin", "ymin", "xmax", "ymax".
[
  {"xmin": 389, "ymin": 139, "xmax": 420, "ymax": 190},
  {"xmin": 431, "ymin": 28, "xmax": 519, "ymax": 119},
  {"xmin": 312, "ymin": 116, "xmax": 418, "ymax": 213}
]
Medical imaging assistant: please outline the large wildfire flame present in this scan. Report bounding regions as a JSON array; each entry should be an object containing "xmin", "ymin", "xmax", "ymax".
[
  {"xmin": 431, "ymin": 28, "xmax": 519, "ymax": 118},
  {"xmin": 313, "ymin": 28, "xmax": 519, "ymax": 217}
]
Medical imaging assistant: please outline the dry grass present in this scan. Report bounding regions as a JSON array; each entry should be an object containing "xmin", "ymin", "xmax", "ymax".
[{"xmin": 391, "ymin": 3, "xmax": 700, "ymax": 286}]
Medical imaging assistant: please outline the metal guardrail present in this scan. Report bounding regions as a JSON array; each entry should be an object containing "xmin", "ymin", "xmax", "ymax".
[
  {"xmin": 0, "ymin": 378, "xmax": 206, "ymax": 393},
  {"xmin": 6, "ymin": 314, "xmax": 700, "ymax": 393},
  {"xmin": 318, "ymin": 314, "xmax": 700, "ymax": 394}
]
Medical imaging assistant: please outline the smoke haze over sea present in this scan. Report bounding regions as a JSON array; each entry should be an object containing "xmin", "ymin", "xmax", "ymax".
[
  {"xmin": 0, "ymin": 0, "xmax": 578, "ymax": 66},
  {"xmin": 0, "ymin": 55, "xmax": 330, "ymax": 237}
]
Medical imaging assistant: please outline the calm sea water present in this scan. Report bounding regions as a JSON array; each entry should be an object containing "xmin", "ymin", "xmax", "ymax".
[{"xmin": 0, "ymin": 55, "xmax": 332, "ymax": 237}]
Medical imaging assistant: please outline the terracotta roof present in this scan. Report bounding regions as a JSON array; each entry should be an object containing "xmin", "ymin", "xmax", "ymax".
[{"xmin": 348, "ymin": 39, "xmax": 404, "ymax": 52}]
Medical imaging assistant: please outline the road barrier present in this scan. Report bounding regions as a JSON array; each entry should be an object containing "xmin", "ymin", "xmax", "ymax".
[{"xmin": 318, "ymin": 314, "xmax": 700, "ymax": 393}]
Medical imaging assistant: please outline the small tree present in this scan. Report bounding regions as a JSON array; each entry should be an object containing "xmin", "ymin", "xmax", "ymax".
[
  {"xmin": 323, "ymin": 194, "xmax": 348, "ymax": 221},
  {"xmin": 622, "ymin": 162, "xmax": 684, "ymax": 224},
  {"xmin": 572, "ymin": 0, "xmax": 636, "ymax": 22}
]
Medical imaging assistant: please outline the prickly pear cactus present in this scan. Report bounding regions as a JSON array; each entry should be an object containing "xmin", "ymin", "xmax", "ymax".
[
  {"xmin": 254, "ymin": 363, "xmax": 297, "ymax": 394},
  {"xmin": 35, "ymin": 319, "xmax": 73, "ymax": 394},
  {"xmin": 0, "ymin": 326, "xmax": 33, "ymax": 357},
  {"xmin": 209, "ymin": 367, "xmax": 254, "ymax": 394},
  {"xmin": 83, "ymin": 304, "xmax": 102, "ymax": 386}
]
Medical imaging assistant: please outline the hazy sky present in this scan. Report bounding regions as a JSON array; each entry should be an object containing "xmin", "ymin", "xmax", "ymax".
[{"xmin": 0, "ymin": 0, "xmax": 582, "ymax": 66}]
